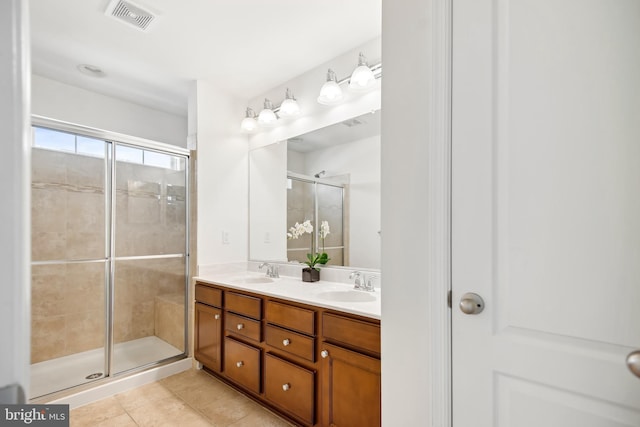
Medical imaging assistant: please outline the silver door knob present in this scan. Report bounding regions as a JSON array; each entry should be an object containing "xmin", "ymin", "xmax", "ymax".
[
  {"xmin": 214, "ymin": 314, "xmax": 220, "ymax": 320},
  {"xmin": 321, "ymin": 350, "xmax": 329, "ymax": 358},
  {"xmin": 236, "ymin": 361, "xmax": 244, "ymax": 368},
  {"xmin": 459, "ymin": 293, "xmax": 485, "ymax": 315},
  {"xmin": 282, "ymin": 383, "xmax": 290, "ymax": 391},
  {"xmin": 237, "ymin": 323, "xmax": 244, "ymax": 330},
  {"xmin": 282, "ymin": 339, "xmax": 291, "ymax": 346},
  {"xmin": 627, "ymin": 350, "xmax": 640, "ymax": 378}
]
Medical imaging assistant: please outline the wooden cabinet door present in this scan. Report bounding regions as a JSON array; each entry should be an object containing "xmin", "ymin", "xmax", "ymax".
[
  {"xmin": 194, "ymin": 302, "xmax": 222, "ymax": 372},
  {"xmin": 320, "ymin": 342, "xmax": 381, "ymax": 427}
]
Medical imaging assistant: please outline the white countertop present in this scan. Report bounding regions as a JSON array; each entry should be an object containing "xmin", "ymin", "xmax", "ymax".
[{"xmin": 193, "ymin": 272, "xmax": 381, "ymax": 320}]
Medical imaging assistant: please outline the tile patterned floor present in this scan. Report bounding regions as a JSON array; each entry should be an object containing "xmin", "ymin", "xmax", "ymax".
[{"xmin": 70, "ymin": 369, "xmax": 295, "ymax": 427}]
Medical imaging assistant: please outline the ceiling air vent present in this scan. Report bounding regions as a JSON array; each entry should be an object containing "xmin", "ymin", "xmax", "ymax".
[
  {"xmin": 104, "ymin": 0, "xmax": 157, "ymax": 32},
  {"xmin": 341, "ymin": 118, "xmax": 364, "ymax": 128}
]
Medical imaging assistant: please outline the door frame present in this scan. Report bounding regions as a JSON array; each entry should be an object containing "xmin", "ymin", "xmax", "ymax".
[{"xmin": 427, "ymin": 0, "xmax": 453, "ymax": 425}]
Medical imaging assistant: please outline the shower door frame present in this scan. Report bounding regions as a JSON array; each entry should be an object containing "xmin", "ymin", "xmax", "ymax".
[
  {"xmin": 31, "ymin": 115, "xmax": 190, "ymax": 393},
  {"xmin": 286, "ymin": 171, "xmax": 346, "ymax": 263}
]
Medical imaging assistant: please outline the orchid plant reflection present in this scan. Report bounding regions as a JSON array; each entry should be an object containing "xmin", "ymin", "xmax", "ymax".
[{"xmin": 287, "ymin": 220, "xmax": 331, "ymax": 271}]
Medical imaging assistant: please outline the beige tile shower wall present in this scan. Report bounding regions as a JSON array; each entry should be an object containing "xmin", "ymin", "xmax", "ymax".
[
  {"xmin": 113, "ymin": 258, "xmax": 185, "ymax": 346},
  {"xmin": 31, "ymin": 263, "xmax": 105, "ymax": 364},
  {"xmin": 31, "ymin": 149, "xmax": 187, "ymax": 364}
]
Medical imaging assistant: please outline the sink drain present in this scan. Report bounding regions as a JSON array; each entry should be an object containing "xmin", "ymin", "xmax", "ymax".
[{"xmin": 85, "ymin": 372, "xmax": 103, "ymax": 380}]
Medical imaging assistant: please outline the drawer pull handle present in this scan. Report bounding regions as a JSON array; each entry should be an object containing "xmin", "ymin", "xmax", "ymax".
[
  {"xmin": 282, "ymin": 339, "xmax": 291, "ymax": 346},
  {"xmin": 321, "ymin": 350, "xmax": 329, "ymax": 358},
  {"xmin": 282, "ymin": 383, "xmax": 290, "ymax": 391},
  {"xmin": 237, "ymin": 323, "xmax": 244, "ymax": 330},
  {"xmin": 236, "ymin": 361, "xmax": 244, "ymax": 368},
  {"xmin": 214, "ymin": 314, "xmax": 220, "ymax": 320}
]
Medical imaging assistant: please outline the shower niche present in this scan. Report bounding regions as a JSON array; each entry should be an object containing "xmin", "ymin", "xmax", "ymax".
[{"xmin": 30, "ymin": 123, "xmax": 189, "ymax": 399}]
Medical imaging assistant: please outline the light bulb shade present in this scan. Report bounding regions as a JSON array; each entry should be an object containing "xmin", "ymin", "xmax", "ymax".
[
  {"xmin": 240, "ymin": 107, "xmax": 258, "ymax": 133},
  {"xmin": 258, "ymin": 98, "xmax": 278, "ymax": 127},
  {"xmin": 349, "ymin": 65, "xmax": 375, "ymax": 92},
  {"xmin": 279, "ymin": 98, "xmax": 301, "ymax": 117},
  {"xmin": 240, "ymin": 116, "xmax": 258, "ymax": 133},
  {"xmin": 318, "ymin": 80, "xmax": 343, "ymax": 105}
]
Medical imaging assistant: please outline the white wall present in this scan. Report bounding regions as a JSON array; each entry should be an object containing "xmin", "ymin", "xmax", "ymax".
[
  {"xmin": 249, "ymin": 141, "xmax": 288, "ymax": 261},
  {"xmin": 0, "ymin": 0, "xmax": 30, "ymax": 403},
  {"xmin": 195, "ymin": 80, "xmax": 249, "ymax": 266},
  {"xmin": 32, "ymin": 74, "xmax": 188, "ymax": 148},
  {"xmin": 381, "ymin": 0, "xmax": 451, "ymax": 426},
  {"xmin": 248, "ymin": 37, "xmax": 381, "ymax": 151},
  {"xmin": 381, "ymin": 0, "xmax": 430, "ymax": 424}
]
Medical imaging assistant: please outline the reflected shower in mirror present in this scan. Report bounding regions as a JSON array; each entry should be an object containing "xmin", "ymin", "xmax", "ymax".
[{"xmin": 249, "ymin": 110, "xmax": 380, "ymax": 270}]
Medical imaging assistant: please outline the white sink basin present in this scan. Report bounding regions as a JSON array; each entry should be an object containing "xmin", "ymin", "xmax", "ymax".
[
  {"xmin": 317, "ymin": 290, "xmax": 376, "ymax": 303},
  {"xmin": 228, "ymin": 276, "xmax": 274, "ymax": 284}
]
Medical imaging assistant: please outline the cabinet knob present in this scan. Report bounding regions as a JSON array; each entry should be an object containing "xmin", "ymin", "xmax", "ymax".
[
  {"xmin": 237, "ymin": 323, "xmax": 244, "ymax": 330},
  {"xmin": 236, "ymin": 361, "xmax": 244, "ymax": 368},
  {"xmin": 282, "ymin": 383, "xmax": 290, "ymax": 391},
  {"xmin": 214, "ymin": 314, "xmax": 220, "ymax": 320},
  {"xmin": 321, "ymin": 350, "xmax": 329, "ymax": 358},
  {"xmin": 282, "ymin": 339, "xmax": 291, "ymax": 346}
]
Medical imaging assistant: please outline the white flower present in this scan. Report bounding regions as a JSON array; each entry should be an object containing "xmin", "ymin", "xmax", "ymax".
[
  {"xmin": 287, "ymin": 220, "xmax": 314, "ymax": 239},
  {"xmin": 319, "ymin": 221, "xmax": 330, "ymax": 239}
]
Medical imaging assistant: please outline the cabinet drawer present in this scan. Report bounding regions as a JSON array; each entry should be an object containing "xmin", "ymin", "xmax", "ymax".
[
  {"xmin": 265, "ymin": 325, "xmax": 315, "ymax": 362},
  {"xmin": 265, "ymin": 300, "xmax": 315, "ymax": 335},
  {"xmin": 226, "ymin": 292, "xmax": 262, "ymax": 320},
  {"xmin": 195, "ymin": 284, "xmax": 222, "ymax": 307},
  {"xmin": 265, "ymin": 353, "xmax": 315, "ymax": 425},
  {"xmin": 225, "ymin": 312, "xmax": 261, "ymax": 342},
  {"xmin": 224, "ymin": 337, "xmax": 261, "ymax": 394},
  {"xmin": 322, "ymin": 313, "xmax": 380, "ymax": 356}
]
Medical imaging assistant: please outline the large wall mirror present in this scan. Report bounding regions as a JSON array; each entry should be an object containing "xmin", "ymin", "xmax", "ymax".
[{"xmin": 249, "ymin": 110, "xmax": 381, "ymax": 270}]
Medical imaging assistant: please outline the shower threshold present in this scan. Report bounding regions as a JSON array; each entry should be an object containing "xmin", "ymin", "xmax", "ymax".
[{"xmin": 30, "ymin": 336, "xmax": 183, "ymax": 399}]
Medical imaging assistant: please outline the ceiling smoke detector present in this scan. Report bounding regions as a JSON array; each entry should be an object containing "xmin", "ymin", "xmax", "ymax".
[{"xmin": 104, "ymin": 0, "xmax": 158, "ymax": 32}]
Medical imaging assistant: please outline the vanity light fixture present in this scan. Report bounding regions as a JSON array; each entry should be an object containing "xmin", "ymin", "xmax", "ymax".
[
  {"xmin": 258, "ymin": 98, "xmax": 278, "ymax": 127},
  {"xmin": 240, "ymin": 107, "xmax": 258, "ymax": 133},
  {"xmin": 278, "ymin": 88, "xmax": 301, "ymax": 118},
  {"xmin": 317, "ymin": 69, "xmax": 344, "ymax": 105},
  {"xmin": 317, "ymin": 53, "xmax": 381, "ymax": 105},
  {"xmin": 241, "ymin": 54, "xmax": 381, "ymax": 133},
  {"xmin": 349, "ymin": 52, "xmax": 376, "ymax": 92}
]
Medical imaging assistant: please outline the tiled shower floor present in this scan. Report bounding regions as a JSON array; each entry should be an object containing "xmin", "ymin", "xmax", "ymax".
[{"xmin": 31, "ymin": 336, "xmax": 182, "ymax": 398}]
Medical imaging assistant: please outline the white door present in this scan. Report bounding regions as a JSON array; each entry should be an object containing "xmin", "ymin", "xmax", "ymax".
[{"xmin": 452, "ymin": 0, "xmax": 640, "ymax": 426}]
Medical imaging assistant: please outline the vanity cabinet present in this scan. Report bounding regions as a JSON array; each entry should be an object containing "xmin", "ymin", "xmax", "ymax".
[
  {"xmin": 194, "ymin": 285, "xmax": 223, "ymax": 372},
  {"xmin": 320, "ymin": 313, "xmax": 381, "ymax": 427},
  {"xmin": 194, "ymin": 281, "xmax": 380, "ymax": 427}
]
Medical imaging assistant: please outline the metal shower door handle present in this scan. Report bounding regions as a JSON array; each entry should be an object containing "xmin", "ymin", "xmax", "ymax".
[{"xmin": 627, "ymin": 350, "xmax": 640, "ymax": 378}]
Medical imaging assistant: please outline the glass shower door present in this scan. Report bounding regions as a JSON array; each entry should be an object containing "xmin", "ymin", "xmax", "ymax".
[
  {"xmin": 111, "ymin": 145, "xmax": 187, "ymax": 374},
  {"xmin": 316, "ymin": 183, "xmax": 345, "ymax": 266},
  {"xmin": 30, "ymin": 127, "xmax": 109, "ymax": 398},
  {"xmin": 287, "ymin": 178, "xmax": 315, "ymax": 263}
]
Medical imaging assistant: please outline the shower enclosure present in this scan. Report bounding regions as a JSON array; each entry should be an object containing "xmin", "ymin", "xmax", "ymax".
[
  {"xmin": 287, "ymin": 174, "xmax": 346, "ymax": 265},
  {"xmin": 30, "ymin": 119, "xmax": 189, "ymax": 399}
]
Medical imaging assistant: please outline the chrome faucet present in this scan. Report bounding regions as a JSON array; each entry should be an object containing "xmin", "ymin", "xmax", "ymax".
[
  {"xmin": 259, "ymin": 262, "xmax": 279, "ymax": 278},
  {"xmin": 350, "ymin": 271, "xmax": 377, "ymax": 292},
  {"xmin": 364, "ymin": 275, "xmax": 379, "ymax": 292},
  {"xmin": 350, "ymin": 271, "xmax": 364, "ymax": 290}
]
